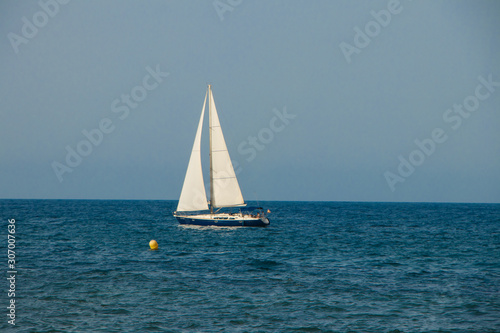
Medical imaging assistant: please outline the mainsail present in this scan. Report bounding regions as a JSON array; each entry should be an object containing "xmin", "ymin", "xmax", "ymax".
[
  {"xmin": 176, "ymin": 92, "xmax": 209, "ymax": 212},
  {"xmin": 208, "ymin": 85, "xmax": 245, "ymax": 208}
]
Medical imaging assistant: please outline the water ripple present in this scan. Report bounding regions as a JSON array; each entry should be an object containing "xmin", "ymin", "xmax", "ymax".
[{"xmin": 0, "ymin": 200, "xmax": 499, "ymax": 332}]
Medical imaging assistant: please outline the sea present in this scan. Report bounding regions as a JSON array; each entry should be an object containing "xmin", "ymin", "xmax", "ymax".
[{"xmin": 0, "ymin": 200, "xmax": 499, "ymax": 332}]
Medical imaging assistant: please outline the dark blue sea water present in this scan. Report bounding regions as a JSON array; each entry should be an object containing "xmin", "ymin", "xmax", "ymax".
[{"xmin": 1, "ymin": 200, "xmax": 499, "ymax": 332}]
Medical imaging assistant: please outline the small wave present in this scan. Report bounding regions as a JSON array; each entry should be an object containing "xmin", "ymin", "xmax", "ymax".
[
  {"xmin": 100, "ymin": 307, "xmax": 131, "ymax": 315},
  {"xmin": 248, "ymin": 259, "xmax": 282, "ymax": 270}
]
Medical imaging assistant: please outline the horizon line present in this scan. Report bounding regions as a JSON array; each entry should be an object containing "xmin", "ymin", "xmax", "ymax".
[{"xmin": 0, "ymin": 198, "xmax": 499, "ymax": 204}]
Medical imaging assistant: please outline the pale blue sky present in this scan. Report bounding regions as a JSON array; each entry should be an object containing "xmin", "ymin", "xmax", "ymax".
[{"xmin": 1, "ymin": 0, "xmax": 499, "ymax": 202}]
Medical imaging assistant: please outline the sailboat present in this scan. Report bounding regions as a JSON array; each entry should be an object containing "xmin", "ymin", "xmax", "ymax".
[{"xmin": 173, "ymin": 85, "xmax": 270, "ymax": 227}]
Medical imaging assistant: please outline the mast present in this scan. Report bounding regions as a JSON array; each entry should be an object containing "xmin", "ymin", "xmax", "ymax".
[{"xmin": 208, "ymin": 84, "xmax": 214, "ymax": 214}]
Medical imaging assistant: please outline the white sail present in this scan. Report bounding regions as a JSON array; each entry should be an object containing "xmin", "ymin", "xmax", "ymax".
[
  {"xmin": 208, "ymin": 86, "xmax": 245, "ymax": 208},
  {"xmin": 176, "ymin": 92, "xmax": 209, "ymax": 212}
]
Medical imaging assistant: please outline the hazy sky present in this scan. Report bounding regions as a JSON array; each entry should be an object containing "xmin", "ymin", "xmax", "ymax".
[{"xmin": 1, "ymin": 0, "xmax": 499, "ymax": 203}]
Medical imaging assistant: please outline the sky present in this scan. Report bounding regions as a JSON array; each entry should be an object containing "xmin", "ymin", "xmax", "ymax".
[{"xmin": 1, "ymin": 0, "xmax": 499, "ymax": 203}]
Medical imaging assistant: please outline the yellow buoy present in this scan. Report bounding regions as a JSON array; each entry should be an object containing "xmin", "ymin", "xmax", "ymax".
[{"xmin": 149, "ymin": 240, "xmax": 158, "ymax": 250}]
